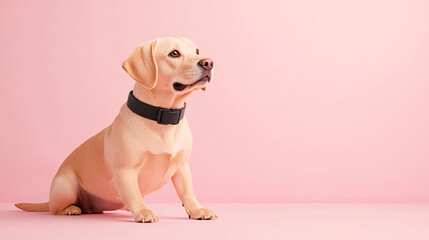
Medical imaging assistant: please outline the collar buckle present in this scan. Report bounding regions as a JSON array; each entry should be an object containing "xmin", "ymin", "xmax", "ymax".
[{"xmin": 156, "ymin": 108, "xmax": 182, "ymax": 125}]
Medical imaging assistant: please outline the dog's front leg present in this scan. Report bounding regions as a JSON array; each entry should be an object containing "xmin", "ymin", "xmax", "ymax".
[
  {"xmin": 112, "ymin": 169, "xmax": 158, "ymax": 223},
  {"xmin": 172, "ymin": 162, "xmax": 218, "ymax": 220}
]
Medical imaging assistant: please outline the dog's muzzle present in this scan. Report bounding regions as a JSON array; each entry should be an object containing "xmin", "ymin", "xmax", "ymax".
[{"xmin": 173, "ymin": 58, "xmax": 214, "ymax": 91}]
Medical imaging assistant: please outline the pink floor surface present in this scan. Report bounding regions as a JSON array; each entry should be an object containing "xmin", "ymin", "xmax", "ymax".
[{"xmin": 1, "ymin": 203, "xmax": 429, "ymax": 240}]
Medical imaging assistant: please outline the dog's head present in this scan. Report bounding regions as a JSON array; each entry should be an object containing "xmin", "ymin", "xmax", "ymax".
[{"xmin": 122, "ymin": 37, "xmax": 213, "ymax": 93}]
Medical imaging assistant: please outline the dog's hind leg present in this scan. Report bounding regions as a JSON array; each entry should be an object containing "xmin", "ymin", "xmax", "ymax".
[{"xmin": 49, "ymin": 172, "xmax": 81, "ymax": 215}]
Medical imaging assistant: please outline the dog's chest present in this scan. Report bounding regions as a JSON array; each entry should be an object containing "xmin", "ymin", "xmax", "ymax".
[
  {"xmin": 137, "ymin": 151, "xmax": 185, "ymax": 196},
  {"xmin": 132, "ymin": 119, "xmax": 192, "ymax": 157}
]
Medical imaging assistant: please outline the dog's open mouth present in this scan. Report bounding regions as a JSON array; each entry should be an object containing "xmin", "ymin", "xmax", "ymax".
[{"xmin": 173, "ymin": 76, "xmax": 210, "ymax": 91}]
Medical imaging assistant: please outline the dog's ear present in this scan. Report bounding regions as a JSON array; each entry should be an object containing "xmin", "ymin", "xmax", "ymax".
[{"xmin": 122, "ymin": 40, "xmax": 158, "ymax": 89}]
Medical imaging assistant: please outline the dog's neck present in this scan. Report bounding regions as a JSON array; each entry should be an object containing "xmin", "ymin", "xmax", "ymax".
[
  {"xmin": 132, "ymin": 83, "xmax": 190, "ymax": 110},
  {"xmin": 122, "ymin": 83, "xmax": 190, "ymax": 136}
]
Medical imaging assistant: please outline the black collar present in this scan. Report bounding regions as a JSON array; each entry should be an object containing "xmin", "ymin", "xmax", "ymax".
[{"xmin": 126, "ymin": 91, "xmax": 186, "ymax": 125}]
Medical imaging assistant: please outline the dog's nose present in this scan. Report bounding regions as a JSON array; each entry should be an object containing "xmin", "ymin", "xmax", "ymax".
[{"xmin": 198, "ymin": 58, "xmax": 214, "ymax": 71}]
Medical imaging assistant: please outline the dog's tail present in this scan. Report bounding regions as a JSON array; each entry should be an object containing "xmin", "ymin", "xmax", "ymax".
[{"xmin": 15, "ymin": 202, "xmax": 50, "ymax": 212}]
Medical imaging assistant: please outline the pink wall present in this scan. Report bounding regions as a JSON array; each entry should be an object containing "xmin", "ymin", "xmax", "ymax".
[{"xmin": 1, "ymin": 0, "xmax": 429, "ymax": 203}]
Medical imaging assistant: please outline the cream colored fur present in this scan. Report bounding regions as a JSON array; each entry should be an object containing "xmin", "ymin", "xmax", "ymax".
[{"xmin": 15, "ymin": 37, "xmax": 217, "ymax": 223}]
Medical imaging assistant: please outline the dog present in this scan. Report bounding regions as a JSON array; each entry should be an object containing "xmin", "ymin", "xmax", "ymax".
[{"xmin": 15, "ymin": 37, "xmax": 217, "ymax": 223}]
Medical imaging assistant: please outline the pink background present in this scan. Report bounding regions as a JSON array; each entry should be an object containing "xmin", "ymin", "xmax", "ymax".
[{"xmin": 1, "ymin": 0, "xmax": 429, "ymax": 204}]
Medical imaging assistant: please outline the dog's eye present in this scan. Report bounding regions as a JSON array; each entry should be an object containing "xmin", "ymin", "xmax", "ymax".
[
  {"xmin": 196, "ymin": 49, "xmax": 199, "ymax": 55},
  {"xmin": 168, "ymin": 50, "xmax": 180, "ymax": 58}
]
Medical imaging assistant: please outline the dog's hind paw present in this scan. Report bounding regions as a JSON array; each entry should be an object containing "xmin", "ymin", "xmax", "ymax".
[{"xmin": 60, "ymin": 205, "xmax": 82, "ymax": 215}]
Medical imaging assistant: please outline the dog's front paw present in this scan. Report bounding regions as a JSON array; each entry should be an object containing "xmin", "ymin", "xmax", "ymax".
[
  {"xmin": 188, "ymin": 207, "xmax": 218, "ymax": 220},
  {"xmin": 134, "ymin": 208, "xmax": 158, "ymax": 223}
]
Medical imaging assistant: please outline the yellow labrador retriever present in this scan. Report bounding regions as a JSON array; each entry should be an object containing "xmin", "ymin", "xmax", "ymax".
[{"xmin": 15, "ymin": 37, "xmax": 217, "ymax": 223}]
